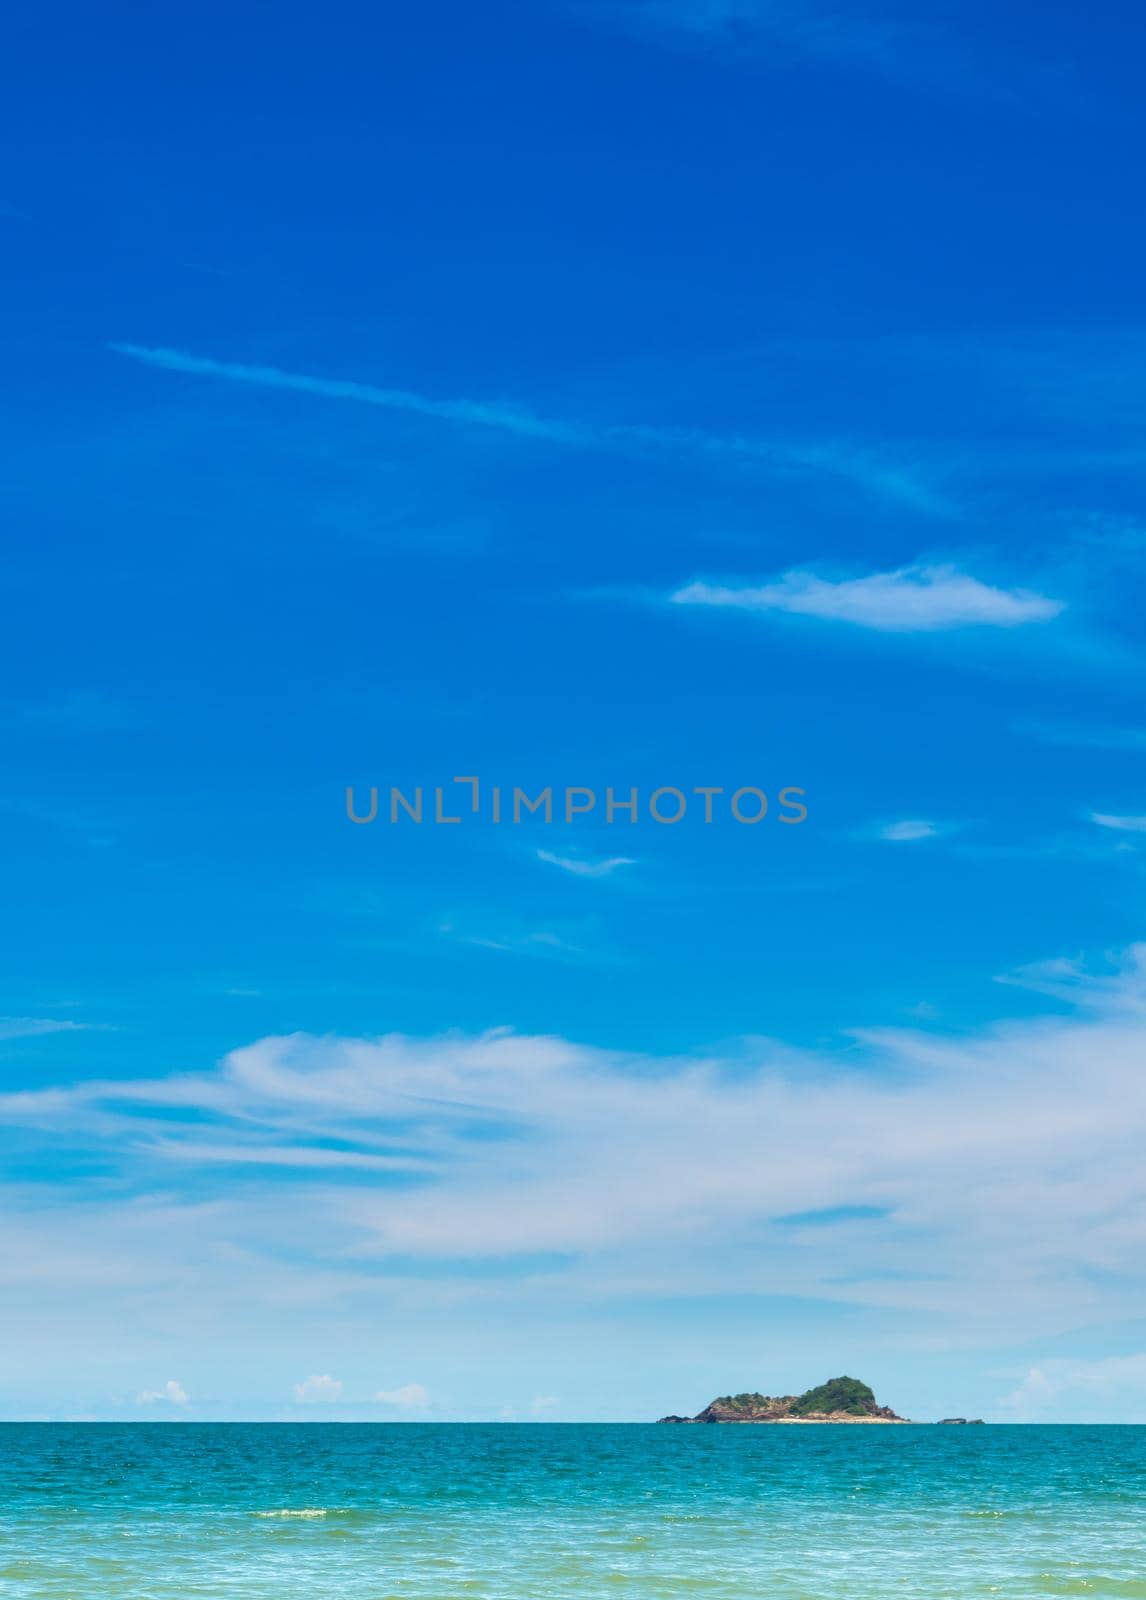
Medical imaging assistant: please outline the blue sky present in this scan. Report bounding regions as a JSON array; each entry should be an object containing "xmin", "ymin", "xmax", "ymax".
[{"xmin": 3, "ymin": 0, "xmax": 1146, "ymax": 1423}]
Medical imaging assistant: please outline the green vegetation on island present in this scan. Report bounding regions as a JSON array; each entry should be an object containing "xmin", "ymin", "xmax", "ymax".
[
  {"xmin": 788, "ymin": 1376, "xmax": 879, "ymax": 1417},
  {"xmin": 709, "ymin": 1392, "xmax": 783, "ymax": 1414}
]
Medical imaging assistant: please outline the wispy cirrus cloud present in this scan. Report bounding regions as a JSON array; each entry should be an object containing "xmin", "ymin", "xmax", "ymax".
[
  {"xmin": 853, "ymin": 817, "xmax": 962, "ymax": 845},
  {"xmin": 536, "ymin": 849, "xmax": 636, "ymax": 878},
  {"xmin": 671, "ymin": 564, "xmax": 1064, "ymax": 632},
  {"xmin": 439, "ymin": 916, "xmax": 586, "ymax": 960},
  {"xmin": 1017, "ymin": 720, "xmax": 1146, "ymax": 752},
  {"xmin": 0, "ymin": 1016, "xmax": 94, "ymax": 1043},
  {"xmin": 1091, "ymin": 812, "xmax": 1146, "ymax": 834},
  {"xmin": 108, "ymin": 344, "xmax": 944, "ymax": 515},
  {"xmin": 140, "ymin": 1138, "xmax": 435, "ymax": 1173},
  {"xmin": 109, "ymin": 343, "xmax": 584, "ymax": 445},
  {"xmin": 598, "ymin": 0, "xmax": 923, "ymax": 63},
  {"xmin": 617, "ymin": 422, "xmax": 952, "ymax": 514},
  {"xmin": 0, "ymin": 691, "xmax": 140, "ymax": 734},
  {"xmin": 775, "ymin": 1203, "xmax": 890, "ymax": 1226},
  {"xmin": 993, "ymin": 950, "xmax": 1146, "ymax": 1007},
  {"xmin": 584, "ymin": 0, "xmax": 1001, "ymax": 94},
  {"xmin": 877, "ymin": 819, "xmax": 939, "ymax": 842}
]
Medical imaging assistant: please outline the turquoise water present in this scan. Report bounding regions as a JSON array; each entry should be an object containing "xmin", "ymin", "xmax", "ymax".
[{"xmin": 1, "ymin": 1425, "xmax": 1144, "ymax": 1598}]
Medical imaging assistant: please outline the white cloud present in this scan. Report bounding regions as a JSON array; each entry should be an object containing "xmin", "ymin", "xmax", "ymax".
[
  {"xmin": 612, "ymin": 0, "xmax": 851, "ymax": 42},
  {"xmin": 142, "ymin": 1139, "xmax": 433, "ymax": 1172},
  {"xmin": 6, "ymin": 946, "xmax": 1146, "ymax": 1350},
  {"xmin": 109, "ymin": 344, "xmax": 583, "ymax": 445},
  {"xmin": 1001, "ymin": 1355, "xmax": 1146, "ymax": 1422},
  {"xmin": 1019, "ymin": 721, "xmax": 1146, "ymax": 752},
  {"xmin": 530, "ymin": 1394, "xmax": 559, "ymax": 1415},
  {"xmin": 878, "ymin": 819, "xmax": 938, "ymax": 842},
  {"xmin": 0, "ymin": 1016, "xmax": 92, "ymax": 1042},
  {"xmin": 593, "ymin": 0, "xmax": 984, "ymax": 93},
  {"xmin": 138, "ymin": 1379, "xmax": 189, "ymax": 1407},
  {"xmin": 293, "ymin": 1374, "xmax": 342, "ymax": 1404},
  {"xmin": 995, "ymin": 951, "xmax": 1146, "ymax": 1009},
  {"xmin": 619, "ymin": 425, "xmax": 949, "ymax": 514},
  {"xmin": 536, "ymin": 849, "xmax": 636, "ymax": 878},
  {"xmin": 0, "ymin": 692, "xmax": 139, "ymax": 734},
  {"xmin": 374, "ymin": 1382, "xmax": 430, "ymax": 1409},
  {"xmin": 109, "ymin": 344, "xmax": 943, "ymax": 515},
  {"xmin": 1091, "ymin": 812, "xmax": 1146, "ymax": 833},
  {"xmin": 442, "ymin": 919, "xmax": 585, "ymax": 959},
  {"xmin": 592, "ymin": 0, "xmax": 1030, "ymax": 104},
  {"xmin": 671, "ymin": 564, "xmax": 1064, "ymax": 631}
]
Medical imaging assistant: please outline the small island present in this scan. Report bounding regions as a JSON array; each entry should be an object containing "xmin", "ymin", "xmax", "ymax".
[{"xmin": 658, "ymin": 1375, "xmax": 916, "ymax": 1424}]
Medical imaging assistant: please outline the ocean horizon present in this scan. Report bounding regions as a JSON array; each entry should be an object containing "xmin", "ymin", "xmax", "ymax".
[{"xmin": 3, "ymin": 1422, "xmax": 1144, "ymax": 1598}]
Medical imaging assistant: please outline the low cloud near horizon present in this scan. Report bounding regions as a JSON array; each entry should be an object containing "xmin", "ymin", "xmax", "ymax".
[
  {"xmin": 3, "ymin": 942, "xmax": 1146, "ymax": 1420},
  {"xmin": 293, "ymin": 1374, "xmax": 343, "ymax": 1404},
  {"xmin": 137, "ymin": 1380, "xmax": 189, "ymax": 1408},
  {"xmin": 1002, "ymin": 1355, "xmax": 1146, "ymax": 1423},
  {"xmin": 375, "ymin": 1383, "xmax": 431, "ymax": 1409}
]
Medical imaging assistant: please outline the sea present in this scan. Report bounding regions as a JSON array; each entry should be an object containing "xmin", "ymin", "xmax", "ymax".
[{"xmin": 0, "ymin": 1423, "xmax": 1143, "ymax": 1598}]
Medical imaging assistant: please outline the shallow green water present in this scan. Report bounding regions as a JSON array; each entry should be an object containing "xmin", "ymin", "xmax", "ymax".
[{"xmin": 0, "ymin": 1424, "xmax": 1143, "ymax": 1598}]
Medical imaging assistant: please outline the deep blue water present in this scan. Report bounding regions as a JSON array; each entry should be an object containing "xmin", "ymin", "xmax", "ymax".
[{"xmin": 1, "ymin": 1424, "xmax": 1144, "ymax": 1597}]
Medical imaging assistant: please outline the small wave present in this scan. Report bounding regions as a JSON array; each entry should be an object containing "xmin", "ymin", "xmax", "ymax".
[{"xmin": 255, "ymin": 1508, "xmax": 346, "ymax": 1519}]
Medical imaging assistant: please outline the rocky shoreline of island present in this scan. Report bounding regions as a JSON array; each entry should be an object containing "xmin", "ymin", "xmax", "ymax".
[{"xmin": 657, "ymin": 1375, "xmax": 984, "ymax": 1425}]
